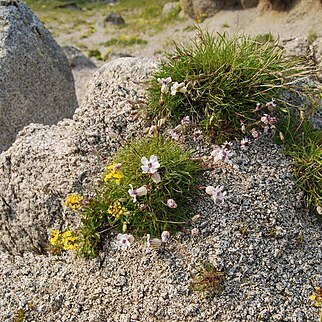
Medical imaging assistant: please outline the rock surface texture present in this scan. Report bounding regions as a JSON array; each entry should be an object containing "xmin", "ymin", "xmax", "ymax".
[
  {"xmin": 0, "ymin": 0, "xmax": 78, "ymax": 152},
  {"xmin": 0, "ymin": 57, "xmax": 158, "ymax": 255}
]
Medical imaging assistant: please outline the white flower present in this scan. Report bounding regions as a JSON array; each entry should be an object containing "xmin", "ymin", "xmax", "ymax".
[
  {"xmin": 240, "ymin": 137, "xmax": 251, "ymax": 151},
  {"xmin": 181, "ymin": 115, "xmax": 190, "ymax": 125},
  {"xmin": 167, "ymin": 199, "xmax": 177, "ymax": 208},
  {"xmin": 161, "ymin": 231, "xmax": 170, "ymax": 243},
  {"xmin": 116, "ymin": 233, "xmax": 134, "ymax": 250},
  {"xmin": 206, "ymin": 185, "xmax": 227, "ymax": 204},
  {"xmin": 211, "ymin": 146, "xmax": 234, "ymax": 163},
  {"xmin": 128, "ymin": 184, "xmax": 147, "ymax": 203},
  {"xmin": 171, "ymin": 82, "xmax": 187, "ymax": 96},
  {"xmin": 141, "ymin": 155, "xmax": 160, "ymax": 175},
  {"xmin": 157, "ymin": 77, "xmax": 172, "ymax": 94}
]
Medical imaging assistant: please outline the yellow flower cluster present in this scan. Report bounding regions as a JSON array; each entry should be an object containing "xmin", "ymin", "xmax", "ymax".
[
  {"xmin": 64, "ymin": 194, "xmax": 83, "ymax": 210},
  {"xmin": 108, "ymin": 201, "xmax": 125, "ymax": 219},
  {"xmin": 50, "ymin": 229, "xmax": 78, "ymax": 252},
  {"xmin": 104, "ymin": 163, "xmax": 124, "ymax": 185},
  {"xmin": 309, "ymin": 287, "xmax": 322, "ymax": 307}
]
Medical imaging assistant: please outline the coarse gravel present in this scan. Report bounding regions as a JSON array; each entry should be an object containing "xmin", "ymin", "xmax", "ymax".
[{"xmin": 1, "ymin": 136, "xmax": 322, "ymax": 322}]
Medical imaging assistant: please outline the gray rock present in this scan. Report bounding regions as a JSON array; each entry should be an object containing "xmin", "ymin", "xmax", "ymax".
[
  {"xmin": 103, "ymin": 12, "xmax": 125, "ymax": 25},
  {"xmin": 0, "ymin": 0, "xmax": 78, "ymax": 152},
  {"xmin": 0, "ymin": 57, "xmax": 158, "ymax": 255},
  {"xmin": 62, "ymin": 46, "xmax": 96, "ymax": 69},
  {"xmin": 179, "ymin": 0, "xmax": 240, "ymax": 20}
]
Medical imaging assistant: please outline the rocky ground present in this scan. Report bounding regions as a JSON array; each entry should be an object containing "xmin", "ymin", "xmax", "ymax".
[{"xmin": 1, "ymin": 1, "xmax": 322, "ymax": 321}]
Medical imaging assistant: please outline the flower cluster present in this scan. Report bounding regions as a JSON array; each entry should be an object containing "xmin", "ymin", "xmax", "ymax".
[
  {"xmin": 108, "ymin": 201, "xmax": 126, "ymax": 219},
  {"xmin": 104, "ymin": 163, "xmax": 123, "ymax": 184},
  {"xmin": 64, "ymin": 194, "xmax": 83, "ymax": 211},
  {"xmin": 50, "ymin": 229, "xmax": 78, "ymax": 253},
  {"xmin": 206, "ymin": 185, "xmax": 227, "ymax": 204},
  {"xmin": 157, "ymin": 77, "xmax": 187, "ymax": 96}
]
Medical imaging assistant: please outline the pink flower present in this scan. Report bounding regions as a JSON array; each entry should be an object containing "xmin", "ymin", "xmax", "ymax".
[
  {"xmin": 181, "ymin": 116, "xmax": 190, "ymax": 125},
  {"xmin": 167, "ymin": 199, "xmax": 177, "ymax": 208},
  {"xmin": 211, "ymin": 146, "xmax": 234, "ymax": 163},
  {"xmin": 116, "ymin": 233, "xmax": 134, "ymax": 250},
  {"xmin": 205, "ymin": 185, "xmax": 227, "ymax": 204},
  {"xmin": 141, "ymin": 155, "xmax": 160, "ymax": 174},
  {"xmin": 250, "ymin": 128, "xmax": 261, "ymax": 140},
  {"xmin": 191, "ymin": 227, "xmax": 200, "ymax": 237},
  {"xmin": 128, "ymin": 184, "xmax": 147, "ymax": 203},
  {"xmin": 167, "ymin": 129, "xmax": 180, "ymax": 141}
]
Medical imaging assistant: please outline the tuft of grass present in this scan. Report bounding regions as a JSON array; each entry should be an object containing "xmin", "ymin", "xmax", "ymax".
[
  {"xmin": 77, "ymin": 135, "xmax": 201, "ymax": 258},
  {"xmin": 87, "ymin": 48, "xmax": 103, "ymax": 61},
  {"xmin": 101, "ymin": 35, "xmax": 148, "ymax": 47},
  {"xmin": 284, "ymin": 121, "xmax": 322, "ymax": 212},
  {"xmin": 191, "ymin": 261, "xmax": 225, "ymax": 298},
  {"xmin": 255, "ymin": 32, "xmax": 275, "ymax": 44},
  {"xmin": 147, "ymin": 31, "xmax": 316, "ymax": 143}
]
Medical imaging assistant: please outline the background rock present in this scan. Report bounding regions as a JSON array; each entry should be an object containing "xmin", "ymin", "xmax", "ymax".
[
  {"xmin": 0, "ymin": 57, "xmax": 158, "ymax": 255},
  {"xmin": 180, "ymin": 0, "xmax": 241, "ymax": 19},
  {"xmin": 0, "ymin": 0, "xmax": 78, "ymax": 153},
  {"xmin": 241, "ymin": 0, "xmax": 259, "ymax": 8},
  {"xmin": 62, "ymin": 46, "xmax": 96, "ymax": 69}
]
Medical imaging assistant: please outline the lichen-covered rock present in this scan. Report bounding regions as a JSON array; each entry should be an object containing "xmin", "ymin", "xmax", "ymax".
[
  {"xmin": 0, "ymin": 0, "xmax": 78, "ymax": 152},
  {"xmin": 0, "ymin": 57, "xmax": 158, "ymax": 255}
]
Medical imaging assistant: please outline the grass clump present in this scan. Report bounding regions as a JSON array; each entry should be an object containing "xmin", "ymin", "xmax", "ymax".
[
  {"xmin": 147, "ymin": 31, "xmax": 315, "ymax": 142},
  {"xmin": 75, "ymin": 135, "xmax": 200, "ymax": 258},
  {"xmin": 191, "ymin": 261, "xmax": 225, "ymax": 298},
  {"xmin": 101, "ymin": 35, "xmax": 148, "ymax": 47},
  {"xmin": 284, "ymin": 121, "xmax": 322, "ymax": 212}
]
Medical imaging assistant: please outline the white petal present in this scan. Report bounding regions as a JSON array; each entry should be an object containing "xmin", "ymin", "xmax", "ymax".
[
  {"xmin": 205, "ymin": 186, "xmax": 215, "ymax": 195},
  {"xmin": 151, "ymin": 172, "xmax": 161, "ymax": 183},
  {"xmin": 137, "ymin": 186, "xmax": 148, "ymax": 196}
]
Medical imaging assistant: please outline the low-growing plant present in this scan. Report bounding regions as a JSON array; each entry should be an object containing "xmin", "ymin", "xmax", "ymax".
[
  {"xmin": 284, "ymin": 121, "xmax": 322, "ymax": 212},
  {"xmin": 75, "ymin": 135, "xmax": 201, "ymax": 258},
  {"xmin": 191, "ymin": 261, "xmax": 225, "ymax": 298},
  {"xmin": 147, "ymin": 31, "xmax": 316, "ymax": 143},
  {"xmin": 87, "ymin": 48, "xmax": 103, "ymax": 61},
  {"xmin": 101, "ymin": 35, "xmax": 148, "ymax": 47}
]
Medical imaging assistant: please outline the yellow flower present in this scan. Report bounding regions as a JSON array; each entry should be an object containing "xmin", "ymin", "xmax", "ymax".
[
  {"xmin": 309, "ymin": 287, "xmax": 322, "ymax": 307},
  {"xmin": 104, "ymin": 163, "xmax": 124, "ymax": 184},
  {"xmin": 49, "ymin": 229, "xmax": 61, "ymax": 246},
  {"xmin": 62, "ymin": 231, "xmax": 78, "ymax": 251},
  {"xmin": 64, "ymin": 194, "xmax": 83, "ymax": 210},
  {"xmin": 108, "ymin": 201, "xmax": 126, "ymax": 219},
  {"xmin": 49, "ymin": 229, "xmax": 78, "ymax": 252}
]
